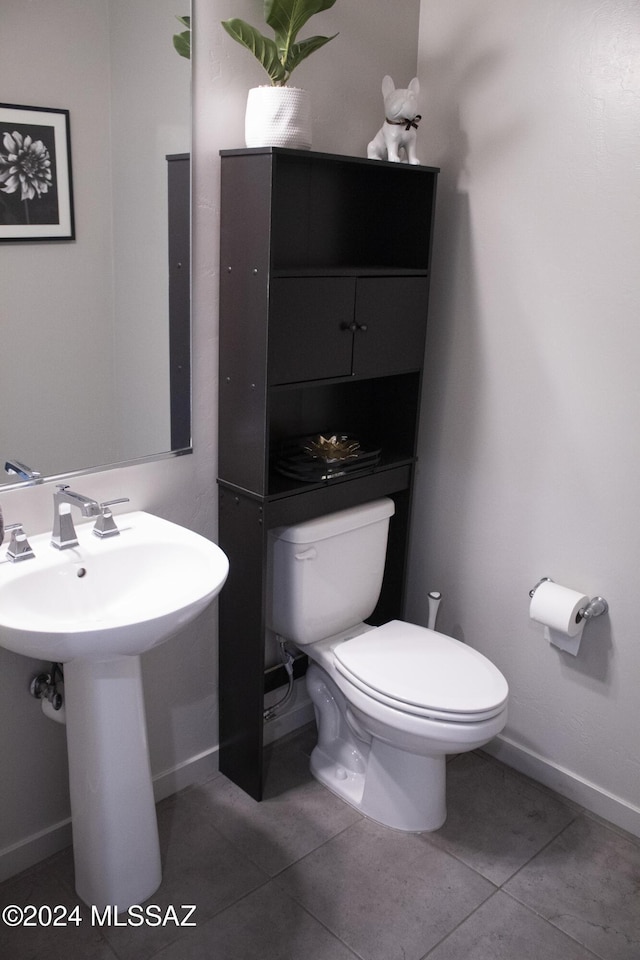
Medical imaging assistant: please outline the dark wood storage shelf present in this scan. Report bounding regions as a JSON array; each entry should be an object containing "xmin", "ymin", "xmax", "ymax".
[
  {"xmin": 266, "ymin": 456, "xmax": 417, "ymax": 500},
  {"xmin": 272, "ymin": 266, "xmax": 430, "ymax": 278},
  {"xmin": 220, "ymin": 145, "xmax": 437, "ymax": 169},
  {"xmin": 267, "ymin": 366, "xmax": 424, "ymax": 389},
  {"xmin": 218, "ymin": 148, "xmax": 438, "ymax": 800},
  {"xmin": 219, "ymin": 459, "xmax": 415, "ymax": 504}
]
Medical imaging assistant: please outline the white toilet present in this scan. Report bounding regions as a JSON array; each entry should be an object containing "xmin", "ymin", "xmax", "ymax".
[{"xmin": 268, "ymin": 497, "xmax": 508, "ymax": 832}]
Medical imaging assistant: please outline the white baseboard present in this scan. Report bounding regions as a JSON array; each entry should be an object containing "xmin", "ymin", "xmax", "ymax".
[
  {"xmin": 0, "ymin": 746, "xmax": 220, "ymax": 885},
  {"xmin": 151, "ymin": 745, "xmax": 219, "ymax": 803},
  {"xmin": 0, "ymin": 700, "xmax": 315, "ymax": 886},
  {"xmin": 6, "ymin": 727, "xmax": 637, "ymax": 886},
  {"xmin": 483, "ymin": 734, "xmax": 640, "ymax": 840},
  {"xmin": 0, "ymin": 819, "xmax": 73, "ymax": 884}
]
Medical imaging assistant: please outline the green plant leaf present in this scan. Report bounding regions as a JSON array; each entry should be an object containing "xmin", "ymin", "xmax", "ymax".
[
  {"xmin": 221, "ymin": 18, "xmax": 287, "ymax": 84},
  {"xmin": 173, "ymin": 30, "xmax": 191, "ymax": 59},
  {"xmin": 286, "ymin": 33, "xmax": 338, "ymax": 74},
  {"xmin": 173, "ymin": 16, "xmax": 191, "ymax": 59},
  {"xmin": 264, "ymin": 0, "xmax": 337, "ymax": 66}
]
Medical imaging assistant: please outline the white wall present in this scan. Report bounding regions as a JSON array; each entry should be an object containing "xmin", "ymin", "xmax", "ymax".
[
  {"xmin": 410, "ymin": 0, "xmax": 640, "ymax": 833},
  {"xmin": 0, "ymin": 0, "xmax": 421, "ymax": 880}
]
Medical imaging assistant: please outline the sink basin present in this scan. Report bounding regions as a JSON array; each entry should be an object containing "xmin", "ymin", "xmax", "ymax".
[
  {"xmin": 0, "ymin": 510, "xmax": 229, "ymax": 661},
  {"xmin": 0, "ymin": 510, "xmax": 229, "ymax": 911}
]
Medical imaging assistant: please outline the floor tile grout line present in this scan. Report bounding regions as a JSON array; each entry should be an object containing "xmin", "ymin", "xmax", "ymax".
[
  {"xmin": 142, "ymin": 876, "xmax": 364, "ymax": 960},
  {"xmin": 497, "ymin": 808, "xmax": 584, "ymax": 889},
  {"xmin": 419, "ymin": 885, "xmax": 605, "ymax": 960},
  {"xmin": 102, "ymin": 937, "xmax": 123, "ymax": 960},
  {"xmin": 183, "ymin": 777, "xmax": 365, "ymax": 883},
  {"xmin": 186, "ymin": 811, "xmax": 276, "ymax": 882},
  {"xmin": 112, "ymin": 921, "xmax": 188, "ymax": 960},
  {"xmin": 138, "ymin": 875, "xmax": 277, "ymax": 960},
  {"xmin": 265, "ymin": 814, "xmax": 366, "ymax": 880},
  {"xmin": 289, "ymin": 896, "xmax": 367, "ymax": 960},
  {"xmin": 416, "ymin": 829, "xmax": 507, "ymax": 885},
  {"xmin": 420, "ymin": 885, "xmax": 501, "ymax": 958},
  {"xmin": 499, "ymin": 887, "xmax": 606, "ymax": 960},
  {"xmin": 413, "ymin": 789, "xmax": 585, "ymax": 893},
  {"xmin": 414, "ymin": 809, "xmax": 578, "ymax": 891},
  {"xmin": 264, "ymin": 817, "xmax": 502, "ymax": 960}
]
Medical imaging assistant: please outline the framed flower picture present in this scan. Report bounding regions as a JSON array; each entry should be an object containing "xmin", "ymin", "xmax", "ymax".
[{"xmin": 0, "ymin": 103, "xmax": 75, "ymax": 242}]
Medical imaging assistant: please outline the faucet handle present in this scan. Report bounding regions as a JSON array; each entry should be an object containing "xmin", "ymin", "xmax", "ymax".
[
  {"xmin": 4, "ymin": 522, "xmax": 35, "ymax": 562},
  {"xmin": 93, "ymin": 498, "xmax": 130, "ymax": 539}
]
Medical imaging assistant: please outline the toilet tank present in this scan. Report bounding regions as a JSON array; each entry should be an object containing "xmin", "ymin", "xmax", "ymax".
[{"xmin": 268, "ymin": 498, "xmax": 395, "ymax": 644}]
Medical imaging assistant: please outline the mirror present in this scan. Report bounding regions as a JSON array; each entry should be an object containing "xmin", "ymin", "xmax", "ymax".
[{"xmin": 0, "ymin": 0, "xmax": 191, "ymax": 489}]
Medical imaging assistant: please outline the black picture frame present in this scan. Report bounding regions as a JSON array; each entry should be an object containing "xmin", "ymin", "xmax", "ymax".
[{"xmin": 0, "ymin": 103, "xmax": 75, "ymax": 242}]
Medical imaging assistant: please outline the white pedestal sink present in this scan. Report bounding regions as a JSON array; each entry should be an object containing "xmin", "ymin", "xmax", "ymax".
[{"xmin": 0, "ymin": 511, "xmax": 229, "ymax": 910}]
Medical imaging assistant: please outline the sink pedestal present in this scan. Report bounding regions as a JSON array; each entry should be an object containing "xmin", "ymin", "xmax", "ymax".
[{"xmin": 64, "ymin": 655, "xmax": 161, "ymax": 911}]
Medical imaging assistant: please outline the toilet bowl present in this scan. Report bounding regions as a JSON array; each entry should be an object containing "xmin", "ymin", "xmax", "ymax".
[{"xmin": 268, "ymin": 499, "xmax": 508, "ymax": 832}]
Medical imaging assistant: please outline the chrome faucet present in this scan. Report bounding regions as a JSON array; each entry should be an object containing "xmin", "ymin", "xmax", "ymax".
[
  {"xmin": 5, "ymin": 459, "xmax": 41, "ymax": 482},
  {"xmin": 51, "ymin": 484, "xmax": 102, "ymax": 549}
]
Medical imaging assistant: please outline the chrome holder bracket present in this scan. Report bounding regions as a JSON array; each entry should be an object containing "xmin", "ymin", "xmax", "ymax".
[{"xmin": 578, "ymin": 597, "xmax": 609, "ymax": 621}]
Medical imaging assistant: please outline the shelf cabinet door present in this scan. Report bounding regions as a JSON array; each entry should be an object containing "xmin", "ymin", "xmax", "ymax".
[
  {"xmin": 268, "ymin": 277, "xmax": 356, "ymax": 385},
  {"xmin": 353, "ymin": 277, "xmax": 429, "ymax": 378},
  {"xmin": 269, "ymin": 275, "xmax": 429, "ymax": 385}
]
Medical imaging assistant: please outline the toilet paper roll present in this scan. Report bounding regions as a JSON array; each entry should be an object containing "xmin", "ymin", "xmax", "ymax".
[
  {"xmin": 529, "ymin": 581, "xmax": 589, "ymax": 637},
  {"xmin": 530, "ymin": 581, "xmax": 590, "ymax": 655}
]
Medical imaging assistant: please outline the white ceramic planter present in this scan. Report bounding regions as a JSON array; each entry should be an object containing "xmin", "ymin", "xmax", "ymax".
[{"xmin": 245, "ymin": 86, "xmax": 312, "ymax": 150}]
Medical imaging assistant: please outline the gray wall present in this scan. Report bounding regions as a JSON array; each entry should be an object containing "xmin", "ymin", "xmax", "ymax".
[{"xmin": 410, "ymin": 0, "xmax": 640, "ymax": 834}]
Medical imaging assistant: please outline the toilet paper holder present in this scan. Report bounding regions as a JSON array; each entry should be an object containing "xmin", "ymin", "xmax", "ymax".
[{"xmin": 529, "ymin": 578, "xmax": 608, "ymax": 622}]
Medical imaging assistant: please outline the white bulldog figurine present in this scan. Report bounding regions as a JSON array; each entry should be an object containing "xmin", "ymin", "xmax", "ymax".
[{"xmin": 367, "ymin": 76, "xmax": 421, "ymax": 165}]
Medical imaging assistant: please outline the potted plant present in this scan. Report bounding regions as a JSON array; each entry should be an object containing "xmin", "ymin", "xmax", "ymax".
[{"xmin": 222, "ymin": 0, "xmax": 339, "ymax": 149}]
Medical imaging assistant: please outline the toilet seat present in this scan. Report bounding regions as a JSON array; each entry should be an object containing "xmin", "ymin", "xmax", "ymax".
[{"xmin": 333, "ymin": 620, "xmax": 508, "ymax": 723}]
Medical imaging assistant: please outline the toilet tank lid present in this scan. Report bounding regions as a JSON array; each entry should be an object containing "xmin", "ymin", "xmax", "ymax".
[{"xmin": 270, "ymin": 498, "xmax": 395, "ymax": 544}]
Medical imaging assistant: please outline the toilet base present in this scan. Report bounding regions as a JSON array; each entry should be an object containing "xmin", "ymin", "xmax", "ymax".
[
  {"xmin": 311, "ymin": 739, "xmax": 447, "ymax": 832},
  {"xmin": 361, "ymin": 738, "xmax": 446, "ymax": 831},
  {"xmin": 307, "ymin": 662, "xmax": 447, "ymax": 832},
  {"xmin": 310, "ymin": 744, "xmax": 367, "ymax": 812}
]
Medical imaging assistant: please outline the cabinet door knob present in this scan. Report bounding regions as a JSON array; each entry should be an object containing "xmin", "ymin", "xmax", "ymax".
[
  {"xmin": 341, "ymin": 322, "xmax": 358, "ymax": 332},
  {"xmin": 357, "ymin": 323, "xmax": 368, "ymax": 332}
]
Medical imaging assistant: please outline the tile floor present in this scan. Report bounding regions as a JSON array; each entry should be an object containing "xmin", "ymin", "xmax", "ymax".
[{"xmin": 2, "ymin": 724, "xmax": 639, "ymax": 960}]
